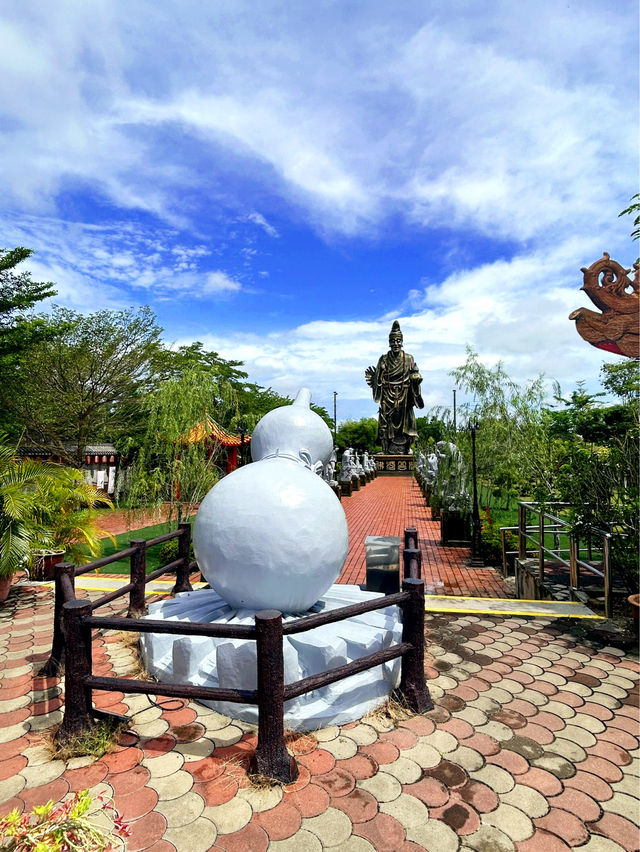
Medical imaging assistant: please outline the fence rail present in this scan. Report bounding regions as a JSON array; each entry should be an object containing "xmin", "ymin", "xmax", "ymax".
[
  {"xmin": 48, "ymin": 524, "xmax": 431, "ymax": 783},
  {"xmin": 509, "ymin": 502, "xmax": 612, "ymax": 617}
]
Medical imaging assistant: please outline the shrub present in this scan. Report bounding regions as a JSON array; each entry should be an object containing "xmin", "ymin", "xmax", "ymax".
[
  {"xmin": 480, "ymin": 508, "xmax": 517, "ymax": 566},
  {"xmin": 157, "ymin": 535, "xmax": 194, "ymax": 566}
]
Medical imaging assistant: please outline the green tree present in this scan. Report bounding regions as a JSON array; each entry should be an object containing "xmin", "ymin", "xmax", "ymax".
[
  {"xmin": 0, "ymin": 248, "xmax": 58, "ymax": 358},
  {"xmin": 124, "ymin": 365, "xmax": 234, "ymax": 522},
  {"xmin": 2, "ymin": 306, "xmax": 163, "ymax": 465},
  {"xmin": 336, "ymin": 418, "xmax": 379, "ymax": 454}
]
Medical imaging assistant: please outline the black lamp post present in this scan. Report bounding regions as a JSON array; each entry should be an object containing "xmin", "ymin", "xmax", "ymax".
[
  {"xmin": 452, "ymin": 389, "xmax": 457, "ymax": 434},
  {"xmin": 467, "ymin": 420, "xmax": 484, "ymax": 567},
  {"xmin": 333, "ymin": 391, "xmax": 338, "ymax": 445}
]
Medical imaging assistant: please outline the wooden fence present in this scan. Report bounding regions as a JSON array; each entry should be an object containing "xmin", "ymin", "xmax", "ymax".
[{"xmin": 45, "ymin": 525, "xmax": 431, "ymax": 782}]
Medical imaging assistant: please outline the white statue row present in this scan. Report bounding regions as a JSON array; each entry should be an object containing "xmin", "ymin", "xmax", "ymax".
[{"xmin": 416, "ymin": 441, "xmax": 469, "ymax": 511}]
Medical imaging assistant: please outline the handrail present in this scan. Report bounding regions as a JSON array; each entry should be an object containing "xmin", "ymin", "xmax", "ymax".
[{"xmin": 516, "ymin": 501, "xmax": 611, "ymax": 617}]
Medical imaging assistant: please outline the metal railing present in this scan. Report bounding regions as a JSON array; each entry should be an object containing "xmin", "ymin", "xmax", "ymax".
[
  {"xmin": 510, "ymin": 502, "xmax": 612, "ymax": 617},
  {"xmin": 47, "ymin": 525, "xmax": 431, "ymax": 783}
]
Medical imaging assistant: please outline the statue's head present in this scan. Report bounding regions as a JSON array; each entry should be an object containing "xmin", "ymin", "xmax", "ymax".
[{"xmin": 389, "ymin": 320, "xmax": 403, "ymax": 353}]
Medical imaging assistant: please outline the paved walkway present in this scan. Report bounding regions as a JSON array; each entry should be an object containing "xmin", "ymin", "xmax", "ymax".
[
  {"xmin": 0, "ymin": 585, "xmax": 638, "ymax": 851},
  {"xmin": 339, "ymin": 476, "xmax": 510, "ymax": 599}
]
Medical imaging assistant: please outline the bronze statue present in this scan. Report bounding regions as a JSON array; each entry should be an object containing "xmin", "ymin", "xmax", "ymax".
[{"xmin": 366, "ymin": 321, "xmax": 424, "ymax": 454}]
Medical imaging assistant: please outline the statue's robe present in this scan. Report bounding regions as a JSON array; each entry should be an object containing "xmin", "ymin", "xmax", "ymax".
[{"xmin": 372, "ymin": 350, "xmax": 423, "ymax": 453}]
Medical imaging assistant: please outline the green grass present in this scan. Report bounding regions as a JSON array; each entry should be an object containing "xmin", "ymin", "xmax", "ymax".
[{"xmin": 79, "ymin": 521, "xmax": 184, "ymax": 575}]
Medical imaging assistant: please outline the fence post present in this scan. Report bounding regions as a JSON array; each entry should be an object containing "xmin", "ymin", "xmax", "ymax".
[
  {"xmin": 399, "ymin": 578, "xmax": 432, "ymax": 713},
  {"xmin": 173, "ymin": 522, "xmax": 194, "ymax": 594},
  {"xmin": 404, "ymin": 527, "xmax": 418, "ymax": 550},
  {"xmin": 38, "ymin": 562, "xmax": 76, "ymax": 677},
  {"xmin": 403, "ymin": 548, "xmax": 421, "ymax": 580},
  {"xmin": 538, "ymin": 512, "xmax": 545, "ymax": 583},
  {"xmin": 250, "ymin": 610, "xmax": 297, "ymax": 783},
  {"xmin": 602, "ymin": 534, "xmax": 611, "ymax": 619},
  {"xmin": 128, "ymin": 539, "xmax": 147, "ymax": 617},
  {"xmin": 569, "ymin": 535, "xmax": 579, "ymax": 592},
  {"xmin": 57, "ymin": 599, "xmax": 94, "ymax": 739},
  {"xmin": 518, "ymin": 504, "xmax": 526, "ymax": 559}
]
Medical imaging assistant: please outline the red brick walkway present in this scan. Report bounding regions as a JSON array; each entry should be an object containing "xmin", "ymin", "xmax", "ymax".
[{"xmin": 338, "ymin": 477, "xmax": 511, "ymax": 598}]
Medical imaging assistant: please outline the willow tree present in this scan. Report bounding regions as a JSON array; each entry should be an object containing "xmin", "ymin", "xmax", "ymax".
[
  {"xmin": 123, "ymin": 366, "xmax": 235, "ymax": 524},
  {"xmin": 449, "ymin": 347, "xmax": 554, "ymax": 507}
]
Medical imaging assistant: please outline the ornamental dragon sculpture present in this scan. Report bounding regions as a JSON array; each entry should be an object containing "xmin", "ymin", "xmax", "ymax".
[{"xmin": 570, "ymin": 253, "xmax": 639, "ymax": 358}]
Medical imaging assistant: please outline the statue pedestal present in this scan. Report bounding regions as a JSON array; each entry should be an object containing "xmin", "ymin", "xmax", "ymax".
[{"xmin": 373, "ymin": 454, "xmax": 414, "ymax": 476}]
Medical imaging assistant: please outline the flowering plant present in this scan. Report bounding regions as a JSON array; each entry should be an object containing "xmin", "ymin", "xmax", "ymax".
[{"xmin": 0, "ymin": 789, "xmax": 130, "ymax": 851}]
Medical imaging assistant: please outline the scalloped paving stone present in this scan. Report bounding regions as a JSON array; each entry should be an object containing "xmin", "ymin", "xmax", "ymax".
[
  {"xmin": 589, "ymin": 813, "xmax": 640, "ymax": 852},
  {"xmin": 337, "ymin": 753, "xmax": 379, "ymax": 780},
  {"xmin": 214, "ymin": 821, "xmax": 269, "ymax": 852},
  {"xmin": 161, "ymin": 790, "xmax": 206, "ymax": 828},
  {"xmin": 321, "ymin": 735, "xmax": 358, "ymax": 760},
  {"xmin": 285, "ymin": 782, "xmax": 330, "ymax": 818},
  {"xmin": 0, "ymin": 774, "xmax": 26, "ymax": 802},
  {"xmin": 210, "ymin": 725, "xmax": 244, "ymax": 747},
  {"xmin": 602, "ymin": 791, "xmax": 640, "ymax": 823},
  {"xmin": 380, "ymin": 791, "xmax": 429, "ymax": 828},
  {"xmin": 534, "ymin": 808, "xmax": 589, "ymax": 847},
  {"xmin": 149, "ymin": 769, "xmax": 194, "ymax": 801},
  {"xmin": 430, "ymin": 797, "xmax": 481, "ymax": 835},
  {"xmin": 406, "ymin": 818, "xmax": 460, "ymax": 852},
  {"xmin": 545, "ymin": 736, "xmax": 586, "ymax": 763},
  {"xmin": 502, "ymin": 783, "xmax": 549, "ymax": 818},
  {"xmin": 447, "ymin": 744, "xmax": 485, "ymax": 772},
  {"xmin": 470, "ymin": 764, "xmax": 515, "ymax": 794},
  {"xmin": 115, "ymin": 808, "xmax": 167, "ymax": 852},
  {"xmin": 400, "ymin": 741, "xmax": 441, "ymax": 769},
  {"xmin": 268, "ymin": 828, "xmax": 323, "ymax": 851},
  {"xmin": 458, "ymin": 779, "xmax": 499, "ymax": 814},
  {"xmin": 380, "ymin": 727, "xmax": 419, "ymax": 750},
  {"xmin": 486, "ymin": 749, "xmax": 529, "ymax": 775},
  {"xmin": 332, "ymin": 787, "xmax": 379, "ymax": 823},
  {"xmin": 204, "ymin": 795, "xmax": 252, "ymax": 835},
  {"xmin": 298, "ymin": 748, "xmax": 336, "ymax": 776},
  {"xmin": 301, "ymin": 805, "xmax": 353, "ymax": 847},
  {"xmin": 515, "ymin": 828, "xmax": 572, "ymax": 852},
  {"xmin": 358, "ymin": 770, "xmax": 402, "ymax": 802},
  {"xmin": 455, "ymin": 707, "xmax": 488, "ymax": 726},
  {"xmin": 313, "ymin": 766, "xmax": 356, "ymax": 798},
  {"xmin": 462, "ymin": 733, "xmax": 499, "ymax": 759},
  {"xmin": 164, "ymin": 816, "xmax": 218, "ymax": 852},
  {"xmin": 237, "ymin": 782, "xmax": 284, "ymax": 814},
  {"xmin": 612, "ymin": 773, "xmax": 640, "ymax": 797},
  {"xmin": 314, "ymin": 725, "xmax": 339, "ymax": 742},
  {"xmin": 176, "ymin": 737, "xmax": 216, "ymax": 760},
  {"xmin": 343, "ymin": 724, "xmax": 378, "ymax": 746},
  {"xmin": 578, "ymin": 755, "xmax": 623, "ymax": 783},
  {"xmin": 403, "ymin": 775, "xmax": 450, "ymax": 807},
  {"xmin": 564, "ymin": 770, "xmax": 613, "ymax": 802},
  {"xmin": 253, "ymin": 800, "xmax": 302, "ymax": 840},
  {"xmin": 483, "ymin": 802, "xmax": 534, "ymax": 842},
  {"xmin": 588, "ymin": 740, "xmax": 632, "ymax": 766},
  {"xmin": 379, "ymin": 755, "xmax": 421, "ymax": 784},
  {"xmin": 422, "ymin": 729, "xmax": 459, "ymax": 754},
  {"xmin": 20, "ymin": 759, "xmax": 66, "ymax": 788}
]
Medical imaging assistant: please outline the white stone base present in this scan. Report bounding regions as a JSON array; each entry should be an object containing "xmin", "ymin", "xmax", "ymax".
[{"xmin": 139, "ymin": 584, "xmax": 402, "ymax": 729}]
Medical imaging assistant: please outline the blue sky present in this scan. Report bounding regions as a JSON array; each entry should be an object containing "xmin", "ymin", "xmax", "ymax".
[{"xmin": 1, "ymin": 1, "xmax": 638, "ymax": 421}]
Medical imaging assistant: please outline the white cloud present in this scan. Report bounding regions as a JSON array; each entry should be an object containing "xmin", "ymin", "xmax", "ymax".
[
  {"xmin": 0, "ymin": 1, "xmax": 635, "ymax": 242},
  {"xmin": 203, "ymin": 270, "xmax": 242, "ymax": 294},
  {"xmin": 246, "ymin": 212, "xmax": 280, "ymax": 239},
  {"xmin": 179, "ymin": 235, "xmax": 627, "ymax": 419}
]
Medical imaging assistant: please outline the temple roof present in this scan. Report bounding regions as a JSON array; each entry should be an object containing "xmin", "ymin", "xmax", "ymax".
[{"xmin": 183, "ymin": 415, "xmax": 251, "ymax": 447}]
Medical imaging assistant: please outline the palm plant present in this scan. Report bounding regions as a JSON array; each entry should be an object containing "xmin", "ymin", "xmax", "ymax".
[{"xmin": 0, "ymin": 432, "xmax": 114, "ymax": 584}]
